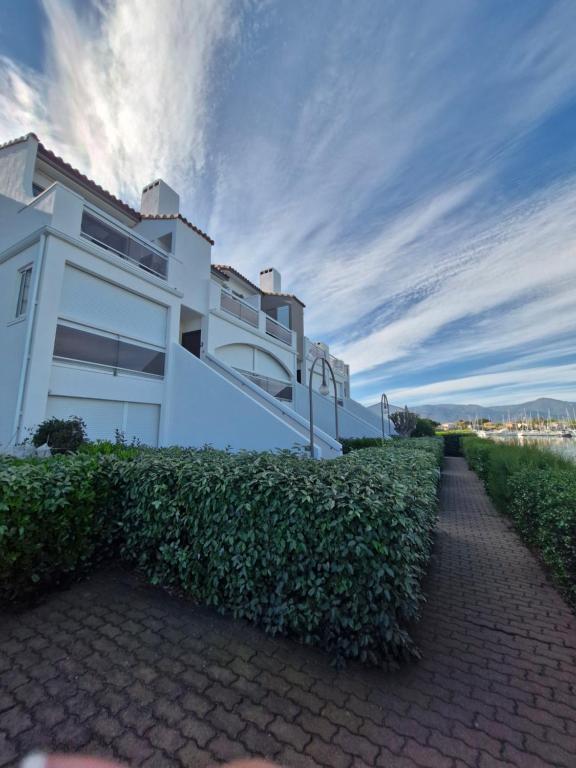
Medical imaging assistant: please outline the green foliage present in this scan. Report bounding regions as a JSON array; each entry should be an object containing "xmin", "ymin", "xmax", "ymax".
[
  {"xmin": 412, "ymin": 418, "xmax": 438, "ymax": 437},
  {"xmin": 0, "ymin": 455, "xmax": 121, "ymax": 603},
  {"xmin": 462, "ymin": 437, "xmax": 576, "ymax": 604},
  {"xmin": 116, "ymin": 447, "xmax": 440, "ymax": 666},
  {"xmin": 31, "ymin": 416, "xmax": 87, "ymax": 454},
  {"xmin": 0, "ymin": 445, "xmax": 441, "ymax": 666},
  {"xmin": 440, "ymin": 432, "xmax": 468, "ymax": 456},
  {"xmin": 340, "ymin": 437, "xmax": 384, "ymax": 453},
  {"xmin": 341, "ymin": 436, "xmax": 443, "ymax": 460}
]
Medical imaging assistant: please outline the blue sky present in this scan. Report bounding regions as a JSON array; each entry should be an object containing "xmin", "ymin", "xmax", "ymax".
[{"xmin": 1, "ymin": 0, "xmax": 576, "ymax": 407}]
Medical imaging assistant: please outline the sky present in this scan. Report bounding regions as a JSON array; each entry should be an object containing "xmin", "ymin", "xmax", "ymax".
[{"xmin": 1, "ymin": 0, "xmax": 576, "ymax": 407}]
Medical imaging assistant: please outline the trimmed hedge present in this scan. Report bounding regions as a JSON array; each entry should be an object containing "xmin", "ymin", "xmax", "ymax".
[
  {"xmin": 0, "ymin": 455, "xmax": 120, "ymax": 603},
  {"xmin": 462, "ymin": 437, "xmax": 576, "ymax": 604},
  {"xmin": 0, "ymin": 444, "xmax": 440, "ymax": 666}
]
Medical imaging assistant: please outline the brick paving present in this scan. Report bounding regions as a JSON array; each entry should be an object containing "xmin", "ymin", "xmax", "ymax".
[{"xmin": 1, "ymin": 456, "xmax": 576, "ymax": 767}]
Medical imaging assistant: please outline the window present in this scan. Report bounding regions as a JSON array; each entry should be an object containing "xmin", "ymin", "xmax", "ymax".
[
  {"xmin": 276, "ymin": 305, "xmax": 291, "ymax": 328},
  {"xmin": 81, "ymin": 210, "xmax": 168, "ymax": 278},
  {"xmin": 32, "ymin": 183, "xmax": 45, "ymax": 197},
  {"xmin": 15, "ymin": 267, "xmax": 32, "ymax": 318},
  {"xmin": 53, "ymin": 324, "xmax": 165, "ymax": 377}
]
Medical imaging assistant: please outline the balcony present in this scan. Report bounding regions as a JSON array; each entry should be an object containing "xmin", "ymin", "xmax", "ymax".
[
  {"xmin": 218, "ymin": 287, "xmax": 295, "ymax": 347},
  {"xmin": 265, "ymin": 314, "xmax": 292, "ymax": 345},
  {"xmin": 236, "ymin": 369, "xmax": 293, "ymax": 402},
  {"xmin": 308, "ymin": 344, "xmax": 348, "ymax": 376},
  {"xmin": 220, "ymin": 289, "xmax": 259, "ymax": 327},
  {"xmin": 81, "ymin": 208, "xmax": 169, "ymax": 279}
]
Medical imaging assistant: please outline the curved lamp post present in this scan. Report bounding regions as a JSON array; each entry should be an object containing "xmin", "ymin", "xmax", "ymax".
[
  {"xmin": 309, "ymin": 356, "xmax": 339, "ymax": 458},
  {"xmin": 380, "ymin": 393, "xmax": 390, "ymax": 443}
]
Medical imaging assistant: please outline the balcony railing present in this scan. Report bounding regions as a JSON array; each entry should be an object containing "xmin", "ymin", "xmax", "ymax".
[
  {"xmin": 265, "ymin": 314, "xmax": 292, "ymax": 345},
  {"xmin": 220, "ymin": 289, "xmax": 259, "ymax": 327},
  {"xmin": 236, "ymin": 369, "xmax": 293, "ymax": 402},
  {"xmin": 307, "ymin": 344, "xmax": 347, "ymax": 375},
  {"xmin": 81, "ymin": 209, "xmax": 169, "ymax": 279}
]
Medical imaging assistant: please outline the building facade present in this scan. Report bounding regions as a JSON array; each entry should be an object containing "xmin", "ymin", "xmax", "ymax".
[{"xmin": 0, "ymin": 134, "xmax": 389, "ymax": 457}]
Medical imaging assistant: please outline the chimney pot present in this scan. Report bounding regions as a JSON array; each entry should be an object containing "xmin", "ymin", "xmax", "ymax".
[
  {"xmin": 259, "ymin": 267, "xmax": 281, "ymax": 293},
  {"xmin": 141, "ymin": 179, "xmax": 180, "ymax": 216}
]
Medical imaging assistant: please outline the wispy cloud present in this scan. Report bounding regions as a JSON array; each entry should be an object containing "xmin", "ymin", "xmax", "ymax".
[
  {"xmin": 0, "ymin": 0, "xmax": 237, "ymax": 200},
  {"xmin": 1, "ymin": 0, "xmax": 576, "ymax": 406}
]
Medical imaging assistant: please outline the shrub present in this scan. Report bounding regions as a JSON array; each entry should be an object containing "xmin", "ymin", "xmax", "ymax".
[
  {"xmin": 341, "ymin": 435, "xmax": 443, "ymax": 460},
  {"xmin": 0, "ymin": 446, "xmax": 441, "ymax": 666},
  {"xmin": 412, "ymin": 418, "xmax": 438, "ymax": 437},
  {"xmin": 340, "ymin": 437, "xmax": 384, "ymax": 453},
  {"xmin": 462, "ymin": 437, "xmax": 576, "ymax": 604},
  {"xmin": 0, "ymin": 455, "xmax": 121, "ymax": 603},
  {"xmin": 32, "ymin": 416, "xmax": 87, "ymax": 454},
  {"xmin": 116, "ymin": 447, "xmax": 440, "ymax": 666}
]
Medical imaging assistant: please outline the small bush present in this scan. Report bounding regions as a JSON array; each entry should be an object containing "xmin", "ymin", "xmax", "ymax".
[
  {"xmin": 32, "ymin": 416, "xmax": 87, "ymax": 454},
  {"xmin": 412, "ymin": 418, "xmax": 438, "ymax": 437}
]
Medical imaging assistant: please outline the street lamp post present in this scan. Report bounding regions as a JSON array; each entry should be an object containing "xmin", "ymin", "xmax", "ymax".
[
  {"xmin": 380, "ymin": 393, "xmax": 390, "ymax": 443},
  {"xmin": 308, "ymin": 356, "xmax": 339, "ymax": 458}
]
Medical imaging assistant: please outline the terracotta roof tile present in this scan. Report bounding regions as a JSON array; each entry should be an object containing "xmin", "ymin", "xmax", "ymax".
[
  {"xmin": 213, "ymin": 264, "xmax": 262, "ymax": 294},
  {"xmin": 0, "ymin": 132, "xmax": 214, "ymax": 244},
  {"xmin": 262, "ymin": 290, "xmax": 305, "ymax": 308},
  {"xmin": 141, "ymin": 213, "xmax": 214, "ymax": 245}
]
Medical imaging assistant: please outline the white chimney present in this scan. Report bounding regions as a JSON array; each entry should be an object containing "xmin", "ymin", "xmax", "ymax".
[
  {"xmin": 259, "ymin": 267, "xmax": 282, "ymax": 293},
  {"xmin": 141, "ymin": 179, "xmax": 180, "ymax": 216}
]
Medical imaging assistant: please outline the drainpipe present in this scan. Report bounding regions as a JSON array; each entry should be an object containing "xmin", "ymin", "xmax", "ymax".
[{"xmin": 12, "ymin": 232, "xmax": 48, "ymax": 444}]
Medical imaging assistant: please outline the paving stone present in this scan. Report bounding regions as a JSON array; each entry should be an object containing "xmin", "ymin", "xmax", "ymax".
[
  {"xmin": 0, "ymin": 457, "xmax": 574, "ymax": 768},
  {"xmin": 113, "ymin": 731, "xmax": 155, "ymax": 763}
]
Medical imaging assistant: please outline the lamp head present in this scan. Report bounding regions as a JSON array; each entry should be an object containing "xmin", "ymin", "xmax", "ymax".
[{"xmin": 319, "ymin": 381, "xmax": 329, "ymax": 396}]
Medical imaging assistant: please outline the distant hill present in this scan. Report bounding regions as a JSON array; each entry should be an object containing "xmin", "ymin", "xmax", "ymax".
[{"xmin": 368, "ymin": 397, "xmax": 576, "ymax": 424}]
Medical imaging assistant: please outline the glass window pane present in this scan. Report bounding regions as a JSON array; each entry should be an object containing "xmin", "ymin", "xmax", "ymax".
[
  {"xmin": 81, "ymin": 211, "xmax": 129, "ymax": 255},
  {"xmin": 53, "ymin": 325, "xmax": 118, "ymax": 367},
  {"xmin": 118, "ymin": 339, "xmax": 165, "ymax": 375},
  {"xmin": 276, "ymin": 305, "xmax": 291, "ymax": 328},
  {"xmin": 16, "ymin": 268, "xmax": 32, "ymax": 317}
]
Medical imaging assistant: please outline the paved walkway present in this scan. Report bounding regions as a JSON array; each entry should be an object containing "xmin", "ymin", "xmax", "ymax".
[{"xmin": 1, "ymin": 457, "xmax": 576, "ymax": 767}]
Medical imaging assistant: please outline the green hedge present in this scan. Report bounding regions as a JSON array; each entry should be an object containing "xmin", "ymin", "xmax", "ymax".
[
  {"xmin": 0, "ymin": 455, "xmax": 120, "ymax": 603},
  {"xmin": 0, "ymin": 445, "xmax": 440, "ymax": 666},
  {"xmin": 462, "ymin": 437, "xmax": 576, "ymax": 604},
  {"xmin": 341, "ymin": 435, "xmax": 443, "ymax": 459}
]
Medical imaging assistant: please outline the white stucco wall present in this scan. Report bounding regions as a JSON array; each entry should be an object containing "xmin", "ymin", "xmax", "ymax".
[
  {"xmin": 0, "ymin": 242, "xmax": 39, "ymax": 446},
  {"xmin": 293, "ymin": 382, "xmax": 381, "ymax": 440},
  {"xmin": 207, "ymin": 308, "xmax": 296, "ymax": 379},
  {"xmin": 165, "ymin": 343, "xmax": 338, "ymax": 456}
]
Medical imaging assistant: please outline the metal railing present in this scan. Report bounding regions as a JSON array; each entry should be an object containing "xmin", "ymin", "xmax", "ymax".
[
  {"xmin": 80, "ymin": 208, "xmax": 168, "ymax": 279},
  {"xmin": 307, "ymin": 344, "xmax": 347, "ymax": 375},
  {"xmin": 265, "ymin": 314, "xmax": 293, "ymax": 345},
  {"xmin": 220, "ymin": 289, "xmax": 259, "ymax": 327},
  {"xmin": 236, "ymin": 369, "xmax": 293, "ymax": 401}
]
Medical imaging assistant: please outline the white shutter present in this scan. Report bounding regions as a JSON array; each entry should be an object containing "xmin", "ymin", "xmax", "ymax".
[
  {"xmin": 46, "ymin": 396, "xmax": 160, "ymax": 446},
  {"xmin": 126, "ymin": 403, "xmax": 160, "ymax": 446},
  {"xmin": 60, "ymin": 266, "xmax": 167, "ymax": 346}
]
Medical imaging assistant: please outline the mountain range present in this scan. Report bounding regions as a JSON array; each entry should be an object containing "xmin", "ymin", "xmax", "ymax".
[{"xmin": 368, "ymin": 397, "xmax": 576, "ymax": 424}]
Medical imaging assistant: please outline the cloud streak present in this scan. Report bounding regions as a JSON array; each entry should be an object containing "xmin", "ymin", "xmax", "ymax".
[
  {"xmin": 0, "ymin": 0, "xmax": 237, "ymax": 200},
  {"xmin": 1, "ymin": 0, "xmax": 576, "ymax": 406}
]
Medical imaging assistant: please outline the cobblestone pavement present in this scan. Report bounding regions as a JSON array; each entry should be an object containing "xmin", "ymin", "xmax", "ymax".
[{"xmin": 1, "ymin": 457, "xmax": 576, "ymax": 767}]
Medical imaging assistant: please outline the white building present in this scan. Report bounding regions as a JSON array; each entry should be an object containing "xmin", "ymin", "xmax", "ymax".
[{"xmin": 0, "ymin": 133, "xmax": 388, "ymax": 457}]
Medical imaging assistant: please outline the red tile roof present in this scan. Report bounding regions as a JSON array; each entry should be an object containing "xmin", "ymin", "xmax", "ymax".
[
  {"xmin": 141, "ymin": 214, "xmax": 214, "ymax": 245},
  {"xmin": 213, "ymin": 264, "xmax": 262, "ymax": 295},
  {"xmin": 263, "ymin": 290, "xmax": 306, "ymax": 308},
  {"xmin": 0, "ymin": 132, "xmax": 214, "ymax": 244}
]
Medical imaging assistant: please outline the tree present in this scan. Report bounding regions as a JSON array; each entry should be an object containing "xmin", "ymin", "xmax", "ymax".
[
  {"xmin": 412, "ymin": 418, "xmax": 438, "ymax": 437},
  {"xmin": 390, "ymin": 406, "xmax": 418, "ymax": 437}
]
